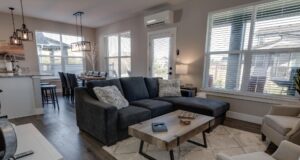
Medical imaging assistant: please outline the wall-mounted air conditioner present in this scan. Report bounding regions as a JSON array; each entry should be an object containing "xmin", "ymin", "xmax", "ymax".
[{"xmin": 144, "ymin": 10, "xmax": 174, "ymax": 27}]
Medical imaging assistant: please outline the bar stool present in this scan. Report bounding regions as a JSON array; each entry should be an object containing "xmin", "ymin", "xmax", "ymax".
[
  {"xmin": 41, "ymin": 85, "xmax": 59, "ymax": 110},
  {"xmin": 0, "ymin": 89, "xmax": 2, "ymax": 112}
]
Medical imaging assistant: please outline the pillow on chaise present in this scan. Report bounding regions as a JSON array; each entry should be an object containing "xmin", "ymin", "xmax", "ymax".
[
  {"xmin": 158, "ymin": 79, "xmax": 181, "ymax": 97},
  {"xmin": 93, "ymin": 85, "xmax": 129, "ymax": 109}
]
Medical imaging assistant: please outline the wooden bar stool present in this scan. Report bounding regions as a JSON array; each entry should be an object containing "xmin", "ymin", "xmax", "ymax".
[{"xmin": 41, "ymin": 85, "xmax": 59, "ymax": 110}]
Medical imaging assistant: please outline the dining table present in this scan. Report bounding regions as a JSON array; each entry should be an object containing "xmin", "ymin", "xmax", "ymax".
[{"xmin": 78, "ymin": 75, "xmax": 106, "ymax": 86}]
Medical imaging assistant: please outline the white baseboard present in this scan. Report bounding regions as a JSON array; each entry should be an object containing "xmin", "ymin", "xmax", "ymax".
[{"xmin": 226, "ymin": 111, "xmax": 263, "ymax": 124}]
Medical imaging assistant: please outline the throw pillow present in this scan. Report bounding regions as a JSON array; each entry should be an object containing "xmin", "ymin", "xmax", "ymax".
[
  {"xmin": 158, "ymin": 79, "xmax": 181, "ymax": 97},
  {"xmin": 93, "ymin": 85, "xmax": 129, "ymax": 109}
]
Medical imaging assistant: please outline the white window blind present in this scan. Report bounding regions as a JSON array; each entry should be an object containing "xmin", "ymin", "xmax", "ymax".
[
  {"xmin": 105, "ymin": 31, "xmax": 131, "ymax": 78},
  {"xmin": 36, "ymin": 32, "xmax": 85, "ymax": 77},
  {"xmin": 205, "ymin": 0, "xmax": 300, "ymax": 97}
]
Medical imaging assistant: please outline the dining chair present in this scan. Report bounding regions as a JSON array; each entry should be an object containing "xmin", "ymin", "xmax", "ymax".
[
  {"xmin": 58, "ymin": 72, "xmax": 69, "ymax": 97},
  {"xmin": 66, "ymin": 73, "xmax": 79, "ymax": 102}
]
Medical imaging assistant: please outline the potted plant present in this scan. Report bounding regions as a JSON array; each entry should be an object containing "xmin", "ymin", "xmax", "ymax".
[{"xmin": 295, "ymin": 68, "xmax": 300, "ymax": 95}]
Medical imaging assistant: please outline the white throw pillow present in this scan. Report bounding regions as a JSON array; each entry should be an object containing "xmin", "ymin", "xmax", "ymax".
[
  {"xmin": 93, "ymin": 85, "xmax": 129, "ymax": 109},
  {"xmin": 158, "ymin": 79, "xmax": 181, "ymax": 97}
]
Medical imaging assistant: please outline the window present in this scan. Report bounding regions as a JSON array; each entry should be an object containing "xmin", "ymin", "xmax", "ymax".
[
  {"xmin": 105, "ymin": 32, "xmax": 131, "ymax": 78},
  {"xmin": 205, "ymin": 0, "xmax": 300, "ymax": 97},
  {"xmin": 36, "ymin": 32, "xmax": 85, "ymax": 77}
]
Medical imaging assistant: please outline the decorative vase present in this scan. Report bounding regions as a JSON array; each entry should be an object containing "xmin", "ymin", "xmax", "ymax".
[{"xmin": 0, "ymin": 116, "xmax": 17, "ymax": 160}]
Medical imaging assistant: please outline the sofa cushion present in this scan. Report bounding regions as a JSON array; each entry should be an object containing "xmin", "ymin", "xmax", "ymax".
[
  {"xmin": 93, "ymin": 86, "xmax": 129, "ymax": 109},
  {"xmin": 231, "ymin": 152, "xmax": 275, "ymax": 160},
  {"xmin": 264, "ymin": 115, "xmax": 299, "ymax": 135},
  {"xmin": 155, "ymin": 97, "xmax": 229, "ymax": 117},
  {"xmin": 120, "ymin": 77, "xmax": 150, "ymax": 102},
  {"xmin": 158, "ymin": 79, "xmax": 181, "ymax": 97},
  {"xmin": 130, "ymin": 99, "xmax": 174, "ymax": 118},
  {"xmin": 86, "ymin": 79, "xmax": 124, "ymax": 99},
  {"xmin": 118, "ymin": 106, "xmax": 151, "ymax": 129},
  {"xmin": 144, "ymin": 77, "xmax": 160, "ymax": 98}
]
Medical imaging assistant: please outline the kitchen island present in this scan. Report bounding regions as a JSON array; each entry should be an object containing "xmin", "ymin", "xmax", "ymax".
[{"xmin": 0, "ymin": 73, "xmax": 44, "ymax": 119}]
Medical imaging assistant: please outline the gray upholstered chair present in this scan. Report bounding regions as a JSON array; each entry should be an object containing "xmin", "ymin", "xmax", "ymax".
[
  {"xmin": 216, "ymin": 140, "xmax": 300, "ymax": 160},
  {"xmin": 261, "ymin": 105, "xmax": 300, "ymax": 146}
]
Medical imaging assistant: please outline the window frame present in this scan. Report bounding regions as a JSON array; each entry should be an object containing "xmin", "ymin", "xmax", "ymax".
[
  {"xmin": 203, "ymin": 0, "xmax": 300, "ymax": 100},
  {"xmin": 35, "ymin": 31, "xmax": 86, "ymax": 77},
  {"xmin": 104, "ymin": 31, "xmax": 131, "ymax": 78}
]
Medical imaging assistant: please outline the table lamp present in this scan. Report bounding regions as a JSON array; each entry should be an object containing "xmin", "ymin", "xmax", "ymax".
[{"xmin": 176, "ymin": 64, "xmax": 188, "ymax": 75}]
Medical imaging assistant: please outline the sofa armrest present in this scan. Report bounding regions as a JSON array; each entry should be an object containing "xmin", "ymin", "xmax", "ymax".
[
  {"xmin": 75, "ymin": 87, "xmax": 118, "ymax": 145},
  {"xmin": 181, "ymin": 89, "xmax": 194, "ymax": 97},
  {"xmin": 268, "ymin": 105, "xmax": 300, "ymax": 116},
  {"xmin": 272, "ymin": 140, "xmax": 300, "ymax": 160}
]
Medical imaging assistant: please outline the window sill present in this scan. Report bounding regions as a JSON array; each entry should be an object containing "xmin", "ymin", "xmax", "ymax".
[{"xmin": 201, "ymin": 88, "xmax": 300, "ymax": 104}]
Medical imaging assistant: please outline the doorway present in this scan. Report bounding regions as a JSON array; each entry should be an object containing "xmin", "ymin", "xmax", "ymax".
[{"xmin": 148, "ymin": 28, "xmax": 176, "ymax": 79}]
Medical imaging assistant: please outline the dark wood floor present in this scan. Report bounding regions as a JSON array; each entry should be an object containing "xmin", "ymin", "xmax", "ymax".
[{"xmin": 10, "ymin": 97, "xmax": 268, "ymax": 160}]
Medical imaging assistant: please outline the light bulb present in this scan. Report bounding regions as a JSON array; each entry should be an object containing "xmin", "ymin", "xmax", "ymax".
[
  {"xmin": 14, "ymin": 39, "xmax": 18, "ymax": 44},
  {"xmin": 23, "ymin": 33, "xmax": 27, "ymax": 39}
]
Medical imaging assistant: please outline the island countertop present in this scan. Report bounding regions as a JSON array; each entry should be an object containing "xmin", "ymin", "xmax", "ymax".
[
  {"xmin": 0, "ymin": 73, "xmax": 51, "ymax": 78},
  {"xmin": 0, "ymin": 75, "xmax": 44, "ymax": 118}
]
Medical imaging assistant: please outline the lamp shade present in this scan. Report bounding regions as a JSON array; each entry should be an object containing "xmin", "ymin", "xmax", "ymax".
[{"xmin": 176, "ymin": 64, "xmax": 188, "ymax": 75}]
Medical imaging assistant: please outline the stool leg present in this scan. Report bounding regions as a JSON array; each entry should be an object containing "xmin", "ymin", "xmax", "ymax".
[
  {"xmin": 50, "ymin": 88, "xmax": 55, "ymax": 109},
  {"xmin": 41, "ymin": 89, "xmax": 44, "ymax": 107},
  {"xmin": 45, "ymin": 89, "xmax": 49, "ymax": 104},
  {"xmin": 54, "ymin": 88, "xmax": 59, "ymax": 110}
]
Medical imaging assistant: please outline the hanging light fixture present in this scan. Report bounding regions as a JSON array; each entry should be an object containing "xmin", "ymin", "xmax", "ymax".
[
  {"xmin": 16, "ymin": 0, "xmax": 34, "ymax": 41},
  {"xmin": 71, "ymin": 11, "xmax": 91, "ymax": 52},
  {"xmin": 9, "ymin": 7, "xmax": 22, "ymax": 46}
]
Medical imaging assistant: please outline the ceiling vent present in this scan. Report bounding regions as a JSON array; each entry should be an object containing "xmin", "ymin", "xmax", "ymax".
[{"xmin": 144, "ymin": 10, "xmax": 174, "ymax": 27}]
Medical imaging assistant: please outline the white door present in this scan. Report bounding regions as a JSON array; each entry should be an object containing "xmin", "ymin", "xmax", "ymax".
[{"xmin": 148, "ymin": 28, "xmax": 176, "ymax": 79}]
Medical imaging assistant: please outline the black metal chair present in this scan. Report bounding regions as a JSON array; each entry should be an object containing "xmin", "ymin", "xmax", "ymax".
[
  {"xmin": 67, "ymin": 73, "xmax": 78, "ymax": 102},
  {"xmin": 41, "ymin": 85, "xmax": 59, "ymax": 110}
]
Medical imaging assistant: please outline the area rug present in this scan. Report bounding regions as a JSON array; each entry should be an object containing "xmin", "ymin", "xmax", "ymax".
[{"xmin": 103, "ymin": 125, "xmax": 268, "ymax": 160}]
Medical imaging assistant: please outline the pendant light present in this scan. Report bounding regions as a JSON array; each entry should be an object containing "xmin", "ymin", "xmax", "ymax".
[
  {"xmin": 9, "ymin": 7, "xmax": 22, "ymax": 46},
  {"xmin": 71, "ymin": 12, "xmax": 91, "ymax": 52},
  {"xmin": 16, "ymin": 0, "xmax": 34, "ymax": 41}
]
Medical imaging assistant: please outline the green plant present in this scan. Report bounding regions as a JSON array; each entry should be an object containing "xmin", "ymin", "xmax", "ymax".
[{"xmin": 295, "ymin": 69, "xmax": 300, "ymax": 95}]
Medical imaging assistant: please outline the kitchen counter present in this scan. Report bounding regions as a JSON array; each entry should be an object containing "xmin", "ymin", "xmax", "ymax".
[
  {"xmin": 0, "ymin": 73, "xmax": 50, "ymax": 78},
  {"xmin": 0, "ymin": 75, "xmax": 44, "ymax": 119}
]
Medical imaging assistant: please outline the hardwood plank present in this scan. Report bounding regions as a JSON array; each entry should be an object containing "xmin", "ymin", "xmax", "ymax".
[{"xmin": 10, "ymin": 97, "xmax": 114, "ymax": 160}]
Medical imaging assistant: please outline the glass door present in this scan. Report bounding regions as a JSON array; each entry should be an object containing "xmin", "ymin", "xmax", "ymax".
[{"xmin": 148, "ymin": 28, "xmax": 176, "ymax": 79}]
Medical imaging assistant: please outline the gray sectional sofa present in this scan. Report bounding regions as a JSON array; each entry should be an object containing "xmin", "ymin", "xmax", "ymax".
[{"xmin": 75, "ymin": 77, "xmax": 229, "ymax": 146}]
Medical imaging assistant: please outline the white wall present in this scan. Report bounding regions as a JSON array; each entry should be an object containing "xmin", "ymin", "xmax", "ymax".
[
  {"xmin": 96, "ymin": 14, "xmax": 148, "ymax": 76},
  {"xmin": 0, "ymin": 12, "xmax": 96, "ymax": 73}
]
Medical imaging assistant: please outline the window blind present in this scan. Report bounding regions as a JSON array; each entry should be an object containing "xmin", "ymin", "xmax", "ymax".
[
  {"xmin": 205, "ymin": 0, "xmax": 300, "ymax": 97},
  {"xmin": 208, "ymin": 7, "xmax": 252, "ymax": 52},
  {"xmin": 253, "ymin": 0, "xmax": 300, "ymax": 50}
]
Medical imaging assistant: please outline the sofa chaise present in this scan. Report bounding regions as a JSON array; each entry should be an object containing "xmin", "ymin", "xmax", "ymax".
[{"xmin": 75, "ymin": 77, "xmax": 230, "ymax": 145}]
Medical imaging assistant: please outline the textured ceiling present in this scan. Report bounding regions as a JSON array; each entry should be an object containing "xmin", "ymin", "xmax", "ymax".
[{"xmin": 0, "ymin": 0, "xmax": 187, "ymax": 28}]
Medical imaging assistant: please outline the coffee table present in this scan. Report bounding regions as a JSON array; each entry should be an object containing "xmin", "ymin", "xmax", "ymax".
[{"xmin": 128, "ymin": 110, "xmax": 214, "ymax": 160}]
